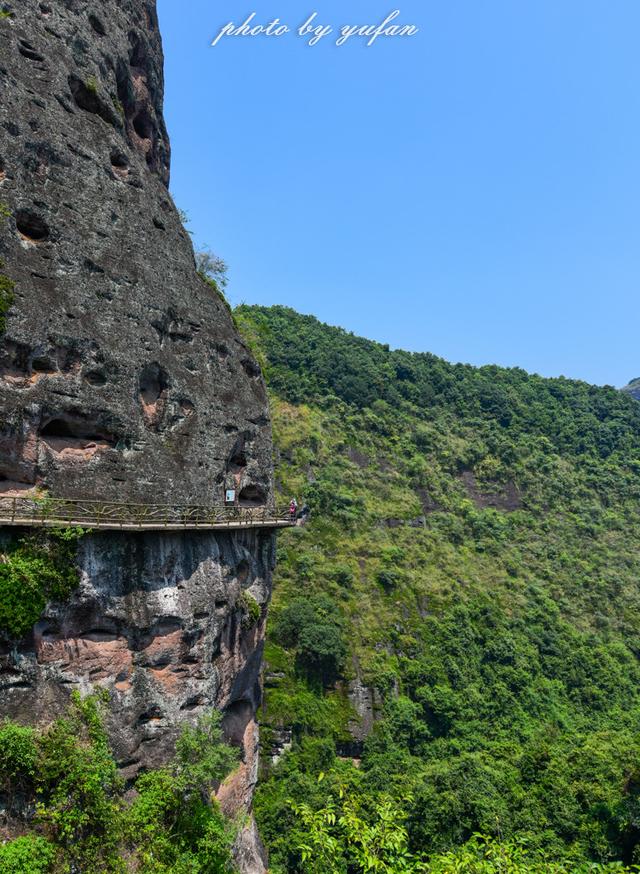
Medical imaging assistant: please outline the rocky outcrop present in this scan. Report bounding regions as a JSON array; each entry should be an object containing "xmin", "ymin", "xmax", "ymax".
[
  {"xmin": 0, "ymin": 2, "xmax": 275, "ymax": 870},
  {"xmin": 0, "ymin": 0, "xmax": 271, "ymax": 504},
  {"xmin": 623, "ymin": 378, "xmax": 640, "ymax": 401}
]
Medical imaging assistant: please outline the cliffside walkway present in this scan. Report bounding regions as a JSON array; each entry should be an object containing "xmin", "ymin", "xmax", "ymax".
[{"xmin": 0, "ymin": 497, "xmax": 296, "ymax": 532}]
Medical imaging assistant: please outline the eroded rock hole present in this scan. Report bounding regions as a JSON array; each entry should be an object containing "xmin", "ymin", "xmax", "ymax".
[
  {"xmin": 18, "ymin": 40, "xmax": 45, "ymax": 62},
  {"xmin": 40, "ymin": 416, "xmax": 115, "ymax": 444},
  {"xmin": 230, "ymin": 450, "xmax": 247, "ymax": 471},
  {"xmin": 116, "ymin": 61, "xmax": 134, "ymax": 118},
  {"xmin": 128, "ymin": 31, "xmax": 147, "ymax": 68},
  {"xmin": 68, "ymin": 74, "xmax": 101, "ymax": 113},
  {"xmin": 88, "ymin": 14, "xmax": 106, "ymax": 36},
  {"xmin": 132, "ymin": 108, "xmax": 152, "ymax": 141},
  {"xmin": 68, "ymin": 75, "xmax": 118, "ymax": 126},
  {"xmin": 16, "ymin": 209, "xmax": 49, "ymax": 242},
  {"xmin": 236, "ymin": 560, "xmax": 250, "ymax": 585},
  {"xmin": 139, "ymin": 363, "xmax": 169, "ymax": 428},
  {"xmin": 31, "ymin": 355, "xmax": 57, "ymax": 374},
  {"xmin": 110, "ymin": 149, "xmax": 128, "ymax": 169},
  {"xmin": 84, "ymin": 369, "xmax": 108, "ymax": 386},
  {"xmin": 238, "ymin": 485, "xmax": 267, "ymax": 507},
  {"xmin": 241, "ymin": 358, "xmax": 261, "ymax": 378},
  {"xmin": 137, "ymin": 707, "xmax": 163, "ymax": 726}
]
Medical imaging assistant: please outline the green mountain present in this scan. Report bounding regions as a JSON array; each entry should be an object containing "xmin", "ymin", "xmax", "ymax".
[{"xmin": 235, "ymin": 305, "xmax": 640, "ymax": 872}]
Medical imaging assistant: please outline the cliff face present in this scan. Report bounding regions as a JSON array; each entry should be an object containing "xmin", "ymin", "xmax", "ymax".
[
  {"xmin": 0, "ymin": 3, "xmax": 274, "ymax": 868},
  {"xmin": 0, "ymin": 0, "xmax": 271, "ymax": 504}
]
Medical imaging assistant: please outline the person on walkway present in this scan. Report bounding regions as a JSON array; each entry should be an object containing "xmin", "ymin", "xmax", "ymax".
[{"xmin": 289, "ymin": 498, "xmax": 298, "ymax": 521}]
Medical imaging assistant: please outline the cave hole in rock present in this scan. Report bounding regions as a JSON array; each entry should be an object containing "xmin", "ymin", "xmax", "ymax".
[
  {"xmin": 229, "ymin": 450, "xmax": 247, "ymax": 472},
  {"xmin": 222, "ymin": 700, "xmax": 253, "ymax": 749},
  {"xmin": 110, "ymin": 149, "xmax": 128, "ymax": 168},
  {"xmin": 68, "ymin": 74, "xmax": 102, "ymax": 114},
  {"xmin": 238, "ymin": 485, "xmax": 267, "ymax": 507},
  {"xmin": 128, "ymin": 31, "xmax": 147, "ymax": 68},
  {"xmin": 40, "ymin": 414, "xmax": 117, "ymax": 446},
  {"xmin": 35, "ymin": 622, "xmax": 60, "ymax": 643},
  {"xmin": 18, "ymin": 39, "xmax": 45, "ymax": 62},
  {"xmin": 132, "ymin": 107, "xmax": 153, "ymax": 141},
  {"xmin": 180, "ymin": 696, "xmax": 205, "ymax": 711},
  {"xmin": 16, "ymin": 209, "xmax": 49, "ymax": 242},
  {"xmin": 68, "ymin": 75, "xmax": 118, "ymax": 126},
  {"xmin": 80, "ymin": 629, "xmax": 120, "ymax": 643},
  {"xmin": 0, "ymin": 155, "xmax": 5, "ymax": 182},
  {"xmin": 31, "ymin": 354, "xmax": 57, "ymax": 374},
  {"xmin": 241, "ymin": 358, "xmax": 261, "ymax": 378},
  {"xmin": 110, "ymin": 149, "xmax": 129, "ymax": 177},
  {"xmin": 84, "ymin": 258, "xmax": 104, "ymax": 274},
  {"xmin": 88, "ymin": 14, "xmax": 106, "ymax": 36},
  {"xmin": 116, "ymin": 61, "xmax": 134, "ymax": 118},
  {"xmin": 137, "ymin": 707, "xmax": 163, "ymax": 726},
  {"xmin": 39, "ymin": 3, "xmax": 52, "ymax": 13},
  {"xmin": 236, "ymin": 560, "xmax": 250, "ymax": 585},
  {"xmin": 139, "ymin": 362, "xmax": 170, "ymax": 426},
  {"xmin": 84, "ymin": 369, "xmax": 108, "ymax": 386}
]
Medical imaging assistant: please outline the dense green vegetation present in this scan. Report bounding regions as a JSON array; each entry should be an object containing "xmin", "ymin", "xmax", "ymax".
[
  {"xmin": 0, "ymin": 528, "xmax": 84, "ymax": 638},
  {"xmin": 0, "ymin": 257, "xmax": 16, "ymax": 334},
  {"xmin": 235, "ymin": 305, "xmax": 640, "ymax": 872},
  {"xmin": 0, "ymin": 694, "xmax": 238, "ymax": 873}
]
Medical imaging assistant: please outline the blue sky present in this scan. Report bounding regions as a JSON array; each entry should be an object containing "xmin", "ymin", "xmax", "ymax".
[{"xmin": 156, "ymin": 1, "xmax": 640, "ymax": 388}]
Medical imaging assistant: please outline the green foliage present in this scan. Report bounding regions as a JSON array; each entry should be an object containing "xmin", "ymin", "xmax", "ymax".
[
  {"xmin": 86, "ymin": 75, "xmax": 99, "ymax": 95},
  {"xmin": 240, "ymin": 305, "xmax": 640, "ymax": 871},
  {"xmin": 238, "ymin": 589, "xmax": 261, "ymax": 629},
  {"xmin": 0, "ymin": 257, "xmax": 15, "ymax": 333},
  {"xmin": 111, "ymin": 94, "xmax": 125, "ymax": 118},
  {"xmin": 0, "ymin": 836, "xmax": 57, "ymax": 873},
  {"xmin": 273, "ymin": 594, "xmax": 346, "ymax": 687},
  {"xmin": 0, "ymin": 722, "xmax": 38, "ymax": 812},
  {"xmin": 0, "ymin": 528, "xmax": 84, "ymax": 638},
  {"xmin": 196, "ymin": 249, "xmax": 229, "ymax": 290},
  {"xmin": 35, "ymin": 691, "xmax": 123, "ymax": 871},
  {"xmin": 0, "ymin": 701, "xmax": 239, "ymax": 872}
]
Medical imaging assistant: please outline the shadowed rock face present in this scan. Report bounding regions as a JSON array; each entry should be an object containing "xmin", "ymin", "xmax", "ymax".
[
  {"xmin": 0, "ymin": 0, "xmax": 272, "ymax": 505},
  {"xmin": 0, "ymin": 4, "xmax": 274, "ymax": 869},
  {"xmin": 0, "ymin": 530, "xmax": 275, "ymax": 777}
]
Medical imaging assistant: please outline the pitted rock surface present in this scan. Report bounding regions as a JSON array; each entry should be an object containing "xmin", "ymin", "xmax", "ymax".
[
  {"xmin": 0, "ymin": 0, "xmax": 272, "ymax": 505},
  {"xmin": 0, "ymin": 4, "xmax": 276, "ymax": 870},
  {"xmin": 0, "ymin": 530, "xmax": 275, "ymax": 775}
]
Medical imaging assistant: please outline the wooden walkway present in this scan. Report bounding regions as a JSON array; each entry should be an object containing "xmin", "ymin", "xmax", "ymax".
[{"xmin": 0, "ymin": 497, "xmax": 296, "ymax": 532}]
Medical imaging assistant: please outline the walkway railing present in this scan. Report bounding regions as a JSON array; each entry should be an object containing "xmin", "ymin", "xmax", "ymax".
[{"xmin": 0, "ymin": 497, "xmax": 296, "ymax": 532}]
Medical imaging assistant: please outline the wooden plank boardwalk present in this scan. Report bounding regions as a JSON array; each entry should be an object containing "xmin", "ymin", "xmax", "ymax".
[{"xmin": 0, "ymin": 497, "xmax": 296, "ymax": 532}]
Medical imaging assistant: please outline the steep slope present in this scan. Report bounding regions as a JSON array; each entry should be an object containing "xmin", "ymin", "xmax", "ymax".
[
  {"xmin": 0, "ymin": 4, "xmax": 274, "ymax": 868},
  {"xmin": 235, "ymin": 306, "xmax": 640, "ymax": 871}
]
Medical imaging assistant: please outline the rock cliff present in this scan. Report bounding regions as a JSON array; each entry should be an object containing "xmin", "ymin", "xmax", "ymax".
[
  {"xmin": 622, "ymin": 378, "xmax": 640, "ymax": 401},
  {"xmin": 0, "ymin": 2, "xmax": 273, "ymax": 869}
]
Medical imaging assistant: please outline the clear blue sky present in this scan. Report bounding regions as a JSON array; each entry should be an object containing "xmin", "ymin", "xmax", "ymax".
[{"xmin": 156, "ymin": 1, "xmax": 640, "ymax": 388}]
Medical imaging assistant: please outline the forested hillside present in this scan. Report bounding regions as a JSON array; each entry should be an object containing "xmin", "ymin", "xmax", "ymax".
[{"xmin": 236, "ymin": 305, "xmax": 640, "ymax": 873}]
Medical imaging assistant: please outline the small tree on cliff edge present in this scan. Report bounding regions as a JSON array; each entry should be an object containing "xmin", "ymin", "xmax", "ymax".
[{"xmin": 196, "ymin": 249, "xmax": 229, "ymax": 293}]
